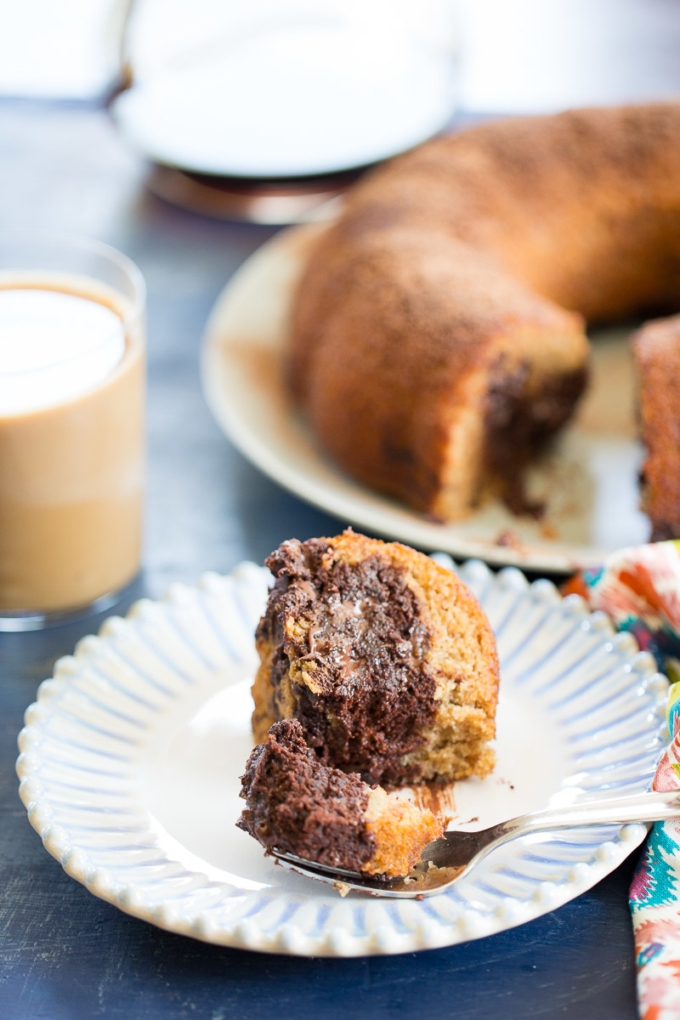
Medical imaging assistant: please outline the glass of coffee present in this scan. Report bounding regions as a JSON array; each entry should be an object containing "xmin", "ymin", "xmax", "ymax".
[{"xmin": 0, "ymin": 231, "xmax": 146, "ymax": 630}]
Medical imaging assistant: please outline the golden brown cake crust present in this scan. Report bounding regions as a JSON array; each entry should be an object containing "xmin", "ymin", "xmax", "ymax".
[
  {"xmin": 289, "ymin": 103, "xmax": 680, "ymax": 520},
  {"xmin": 363, "ymin": 786, "xmax": 443, "ymax": 878},
  {"xmin": 633, "ymin": 315, "xmax": 680, "ymax": 541},
  {"xmin": 253, "ymin": 531, "xmax": 499, "ymax": 787}
]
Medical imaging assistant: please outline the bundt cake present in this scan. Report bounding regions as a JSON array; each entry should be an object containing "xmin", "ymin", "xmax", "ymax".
[
  {"xmin": 252, "ymin": 531, "xmax": 499, "ymax": 787},
  {"xmin": 238, "ymin": 719, "xmax": 443, "ymax": 878},
  {"xmin": 289, "ymin": 102, "xmax": 680, "ymax": 522},
  {"xmin": 632, "ymin": 315, "xmax": 680, "ymax": 541}
]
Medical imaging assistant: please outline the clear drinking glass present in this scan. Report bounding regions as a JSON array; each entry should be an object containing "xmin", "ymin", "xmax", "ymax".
[{"xmin": 0, "ymin": 231, "xmax": 146, "ymax": 630}]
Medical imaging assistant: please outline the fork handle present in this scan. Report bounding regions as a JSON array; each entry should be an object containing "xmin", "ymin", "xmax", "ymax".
[{"xmin": 501, "ymin": 789, "xmax": 680, "ymax": 839}]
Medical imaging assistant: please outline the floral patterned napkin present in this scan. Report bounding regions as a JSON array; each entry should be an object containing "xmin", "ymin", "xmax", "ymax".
[{"xmin": 565, "ymin": 540, "xmax": 680, "ymax": 1020}]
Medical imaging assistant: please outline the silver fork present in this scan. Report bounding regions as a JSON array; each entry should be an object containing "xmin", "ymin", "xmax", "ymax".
[{"xmin": 273, "ymin": 789, "xmax": 680, "ymax": 898}]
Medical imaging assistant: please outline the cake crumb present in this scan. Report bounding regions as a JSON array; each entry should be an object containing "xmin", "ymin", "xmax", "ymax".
[
  {"xmin": 495, "ymin": 529, "xmax": 524, "ymax": 551},
  {"xmin": 333, "ymin": 881, "xmax": 351, "ymax": 897}
]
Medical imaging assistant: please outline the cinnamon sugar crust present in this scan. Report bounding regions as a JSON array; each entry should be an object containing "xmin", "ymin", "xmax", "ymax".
[
  {"xmin": 289, "ymin": 102, "xmax": 680, "ymax": 521},
  {"xmin": 633, "ymin": 315, "xmax": 680, "ymax": 541}
]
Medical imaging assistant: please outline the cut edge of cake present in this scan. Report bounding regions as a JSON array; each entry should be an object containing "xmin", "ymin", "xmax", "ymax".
[
  {"xmin": 252, "ymin": 531, "xmax": 499, "ymax": 788},
  {"xmin": 632, "ymin": 314, "xmax": 680, "ymax": 542},
  {"xmin": 237, "ymin": 719, "xmax": 443, "ymax": 879}
]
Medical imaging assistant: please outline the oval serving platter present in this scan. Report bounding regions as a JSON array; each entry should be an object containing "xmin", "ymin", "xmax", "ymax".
[
  {"xmin": 201, "ymin": 223, "xmax": 650, "ymax": 574},
  {"xmin": 17, "ymin": 557, "xmax": 668, "ymax": 957}
]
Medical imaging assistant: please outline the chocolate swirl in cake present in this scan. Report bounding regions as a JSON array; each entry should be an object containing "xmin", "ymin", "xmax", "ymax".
[
  {"xmin": 252, "ymin": 532, "xmax": 499, "ymax": 789},
  {"xmin": 256, "ymin": 537, "xmax": 437, "ymax": 786}
]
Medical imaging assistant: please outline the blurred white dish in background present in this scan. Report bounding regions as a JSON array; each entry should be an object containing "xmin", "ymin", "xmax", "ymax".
[
  {"xmin": 112, "ymin": 0, "xmax": 460, "ymax": 177},
  {"xmin": 0, "ymin": 0, "xmax": 118, "ymax": 99},
  {"xmin": 2, "ymin": 0, "xmax": 680, "ymax": 114},
  {"xmin": 458, "ymin": 0, "xmax": 680, "ymax": 113}
]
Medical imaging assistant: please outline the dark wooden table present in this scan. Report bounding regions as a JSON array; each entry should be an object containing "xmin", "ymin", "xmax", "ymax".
[{"xmin": 0, "ymin": 83, "xmax": 673, "ymax": 1016}]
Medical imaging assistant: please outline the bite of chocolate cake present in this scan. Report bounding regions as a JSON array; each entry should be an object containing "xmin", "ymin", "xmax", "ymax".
[{"xmin": 238, "ymin": 719, "xmax": 443, "ymax": 879}]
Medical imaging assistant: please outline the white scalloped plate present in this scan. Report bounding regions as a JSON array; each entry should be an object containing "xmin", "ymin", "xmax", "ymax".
[
  {"xmin": 17, "ymin": 558, "xmax": 668, "ymax": 957},
  {"xmin": 201, "ymin": 224, "xmax": 651, "ymax": 574}
]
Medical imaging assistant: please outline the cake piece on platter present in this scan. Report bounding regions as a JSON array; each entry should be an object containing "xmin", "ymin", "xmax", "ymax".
[
  {"xmin": 252, "ymin": 531, "xmax": 499, "ymax": 788},
  {"xmin": 633, "ymin": 315, "xmax": 680, "ymax": 541},
  {"xmin": 237, "ymin": 719, "xmax": 443, "ymax": 879}
]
